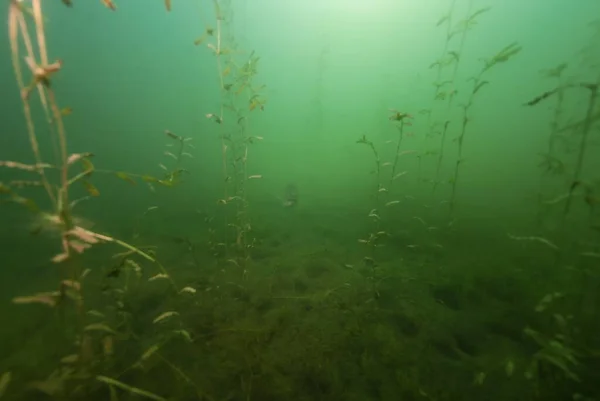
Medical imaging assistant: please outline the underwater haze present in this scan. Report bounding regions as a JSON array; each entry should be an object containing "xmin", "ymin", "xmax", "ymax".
[{"xmin": 1, "ymin": 0, "xmax": 599, "ymax": 400}]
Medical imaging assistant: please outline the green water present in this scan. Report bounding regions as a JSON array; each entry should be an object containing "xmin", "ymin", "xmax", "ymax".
[{"xmin": 0, "ymin": 0, "xmax": 599, "ymax": 400}]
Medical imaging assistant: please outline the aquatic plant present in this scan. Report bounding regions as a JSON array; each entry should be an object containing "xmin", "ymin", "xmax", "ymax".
[
  {"xmin": 428, "ymin": 4, "xmax": 491, "ymax": 199},
  {"xmin": 388, "ymin": 110, "xmax": 414, "ymax": 193},
  {"xmin": 1, "ymin": 2, "xmax": 205, "ymax": 399},
  {"xmin": 448, "ymin": 41, "xmax": 522, "ymax": 214},
  {"xmin": 522, "ymin": 292, "xmax": 587, "ymax": 398},
  {"xmin": 159, "ymin": 129, "xmax": 193, "ymax": 185},
  {"xmin": 355, "ymin": 111, "xmax": 417, "ymax": 283},
  {"xmin": 204, "ymin": 0, "xmax": 266, "ymax": 273},
  {"xmin": 355, "ymin": 133, "xmax": 388, "ymax": 285},
  {"xmin": 423, "ymin": 0, "xmax": 459, "ymax": 172},
  {"xmin": 525, "ymin": 39, "xmax": 599, "ymax": 231},
  {"xmin": 561, "ymin": 85, "xmax": 598, "ymax": 226},
  {"xmin": 526, "ymin": 78, "xmax": 597, "ymax": 230}
]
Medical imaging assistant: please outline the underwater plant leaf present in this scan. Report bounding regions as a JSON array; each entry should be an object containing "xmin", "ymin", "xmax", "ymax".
[
  {"xmin": 473, "ymin": 80, "xmax": 489, "ymax": 94},
  {"xmin": 11, "ymin": 195, "xmax": 39, "ymax": 212},
  {"xmin": 436, "ymin": 13, "xmax": 450, "ymax": 27},
  {"xmin": 84, "ymin": 323, "xmax": 117, "ymax": 334},
  {"xmin": 434, "ymin": 80, "xmax": 452, "ymax": 89},
  {"xmin": 80, "ymin": 157, "xmax": 95, "ymax": 174},
  {"xmin": 468, "ymin": 6, "xmax": 492, "ymax": 23},
  {"xmin": 193, "ymin": 34, "xmax": 207, "ymax": 46},
  {"xmin": 448, "ymin": 51, "xmax": 460, "ymax": 62},
  {"xmin": 101, "ymin": 0, "xmax": 116, "ymax": 11},
  {"xmin": 0, "ymin": 161, "xmax": 53, "ymax": 171},
  {"xmin": 164, "ymin": 151, "xmax": 177, "ymax": 160},
  {"xmin": 482, "ymin": 42, "xmax": 522, "ymax": 73},
  {"xmin": 157, "ymin": 179, "xmax": 174, "ymax": 187},
  {"xmin": 507, "ymin": 234, "xmax": 559, "ymax": 250},
  {"xmin": 108, "ymin": 384, "xmax": 118, "ymax": 401},
  {"xmin": 173, "ymin": 329, "xmax": 193, "ymax": 343},
  {"xmin": 86, "ymin": 309, "xmax": 105, "ymax": 318},
  {"xmin": 12, "ymin": 292, "xmax": 59, "ymax": 307},
  {"xmin": 141, "ymin": 175, "xmax": 158, "ymax": 183},
  {"xmin": 115, "ymin": 172, "xmax": 136, "ymax": 185},
  {"xmin": 0, "ymin": 371, "xmax": 11, "ymax": 398},
  {"xmin": 505, "ymin": 359, "xmax": 515, "ymax": 377},
  {"xmin": 497, "ymin": 42, "xmax": 522, "ymax": 61},
  {"xmin": 60, "ymin": 354, "xmax": 78, "ymax": 364},
  {"xmin": 148, "ymin": 273, "xmax": 169, "ymax": 282},
  {"xmin": 164, "ymin": 129, "xmax": 180, "ymax": 141},
  {"xmin": 525, "ymin": 89, "xmax": 560, "ymax": 106},
  {"xmin": 153, "ymin": 311, "xmax": 179, "ymax": 324},
  {"xmin": 538, "ymin": 353, "xmax": 580, "ymax": 382},
  {"xmin": 539, "ymin": 63, "xmax": 568, "ymax": 78},
  {"xmin": 96, "ymin": 376, "xmax": 166, "ymax": 401},
  {"xmin": 535, "ymin": 292, "xmax": 563, "ymax": 312},
  {"xmin": 67, "ymin": 152, "xmax": 93, "ymax": 165},
  {"xmin": 52, "ymin": 252, "xmax": 69, "ymax": 264},
  {"xmin": 537, "ymin": 153, "xmax": 567, "ymax": 175},
  {"xmin": 82, "ymin": 180, "xmax": 100, "ymax": 196},
  {"xmin": 236, "ymin": 82, "xmax": 247, "ymax": 95},
  {"xmin": 356, "ymin": 134, "xmax": 370, "ymax": 145},
  {"xmin": 213, "ymin": 0, "xmax": 223, "ymax": 22},
  {"xmin": 138, "ymin": 344, "xmax": 161, "ymax": 365},
  {"xmin": 179, "ymin": 287, "xmax": 196, "ymax": 295},
  {"xmin": 9, "ymin": 180, "xmax": 42, "ymax": 189},
  {"xmin": 393, "ymin": 171, "xmax": 408, "ymax": 180}
]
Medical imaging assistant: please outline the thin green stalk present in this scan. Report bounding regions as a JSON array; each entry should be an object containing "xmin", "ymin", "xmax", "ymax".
[
  {"xmin": 449, "ymin": 41, "xmax": 522, "ymax": 215},
  {"xmin": 535, "ymin": 72, "xmax": 566, "ymax": 231},
  {"xmin": 357, "ymin": 134, "xmax": 383, "ymax": 262},
  {"xmin": 431, "ymin": 0, "xmax": 473, "ymax": 198},
  {"xmin": 389, "ymin": 120, "xmax": 405, "ymax": 191},
  {"xmin": 562, "ymin": 82, "xmax": 598, "ymax": 224}
]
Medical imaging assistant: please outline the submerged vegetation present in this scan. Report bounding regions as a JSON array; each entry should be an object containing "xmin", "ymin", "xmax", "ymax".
[{"xmin": 0, "ymin": 1, "xmax": 599, "ymax": 401}]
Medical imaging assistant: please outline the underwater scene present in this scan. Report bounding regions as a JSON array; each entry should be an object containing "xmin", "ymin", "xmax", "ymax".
[{"xmin": 1, "ymin": 0, "xmax": 599, "ymax": 400}]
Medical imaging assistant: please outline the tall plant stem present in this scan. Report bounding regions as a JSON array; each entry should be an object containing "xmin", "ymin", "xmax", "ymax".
[
  {"xmin": 562, "ymin": 82, "xmax": 598, "ymax": 224},
  {"xmin": 431, "ymin": 120, "xmax": 450, "ymax": 196},
  {"xmin": 9, "ymin": 1, "xmax": 56, "ymax": 207},
  {"xmin": 370, "ymin": 144, "xmax": 381, "ymax": 204},
  {"xmin": 432, "ymin": 0, "xmax": 472, "ymax": 198},
  {"xmin": 430, "ymin": 0, "xmax": 458, "ymax": 106},
  {"xmin": 210, "ymin": 0, "xmax": 232, "ymax": 257},
  {"xmin": 424, "ymin": 0, "xmax": 457, "ymax": 194},
  {"xmin": 389, "ymin": 120, "xmax": 405, "ymax": 191},
  {"xmin": 212, "ymin": 0, "xmax": 228, "ymax": 199},
  {"xmin": 535, "ymin": 80, "xmax": 565, "ymax": 231},
  {"xmin": 449, "ymin": 71, "xmax": 481, "ymax": 215},
  {"xmin": 449, "ymin": 105, "xmax": 469, "ymax": 215},
  {"xmin": 357, "ymin": 136, "xmax": 382, "ymax": 262}
]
